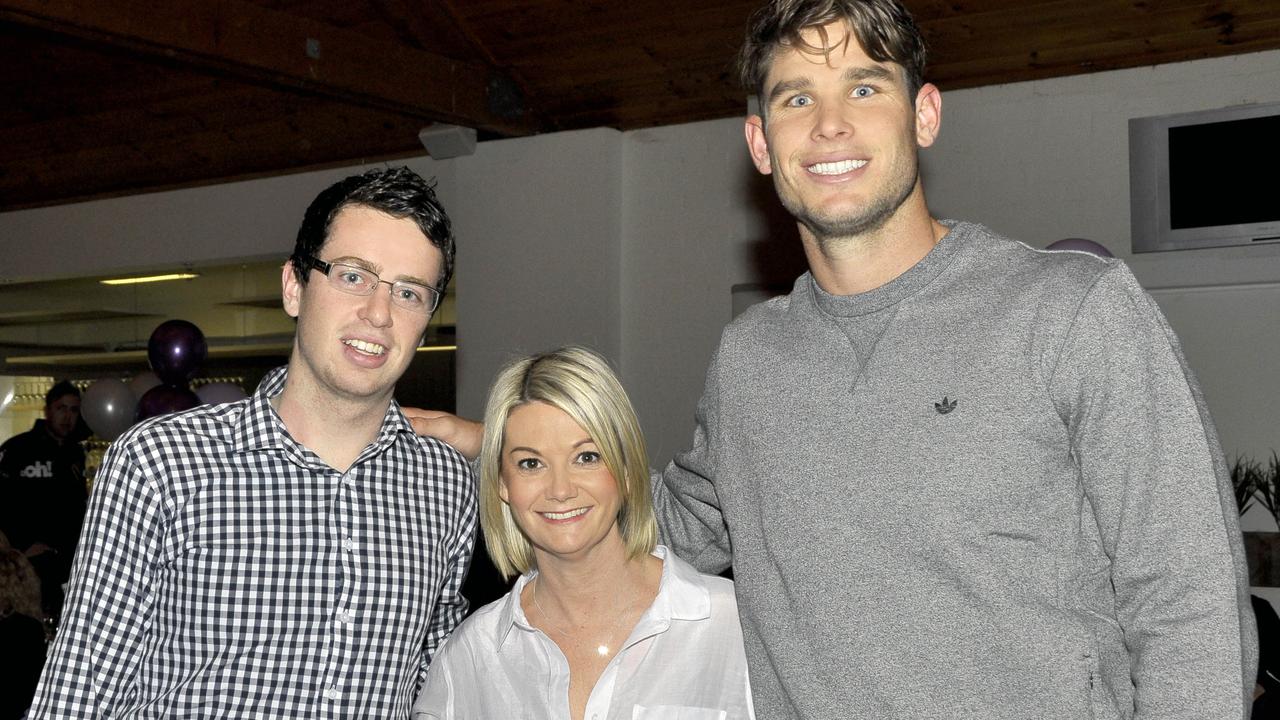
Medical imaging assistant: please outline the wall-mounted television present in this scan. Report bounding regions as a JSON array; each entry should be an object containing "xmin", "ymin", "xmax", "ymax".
[{"xmin": 1129, "ymin": 101, "xmax": 1280, "ymax": 253}]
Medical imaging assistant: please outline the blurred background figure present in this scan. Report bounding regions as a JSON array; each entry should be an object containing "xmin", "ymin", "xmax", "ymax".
[
  {"xmin": 1255, "ymin": 595, "xmax": 1280, "ymax": 719},
  {"xmin": 0, "ymin": 536, "xmax": 47, "ymax": 720},
  {"xmin": 0, "ymin": 380, "xmax": 88, "ymax": 623}
]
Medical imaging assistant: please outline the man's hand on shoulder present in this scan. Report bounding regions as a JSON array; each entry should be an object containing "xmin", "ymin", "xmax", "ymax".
[{"xmin": 403, "ymin": 408, "xmax": 483, "ymax": 462}]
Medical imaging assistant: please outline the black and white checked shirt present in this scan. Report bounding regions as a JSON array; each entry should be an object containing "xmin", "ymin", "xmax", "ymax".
[{"xmin": 29, "ymin": 367, "xmax": 477, "ymax": 718}]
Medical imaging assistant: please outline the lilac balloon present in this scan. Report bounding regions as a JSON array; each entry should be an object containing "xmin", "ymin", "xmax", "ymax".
[
  {"xmin": 82, "ymin": 378, "xmax": 136, "ymax": 441},
  {"xmin": 1046, "ymin": 238, "xmax": 1114, "ymax": 258},
  {"xmin": 148, "ymin": 320, "xmax": 208, "ymax": 385},
  {"xmin": 127, "ymin": 370, "xmax": 162, "ymax": 400},
  {"xmin": 196, "ymin": 382, "xmax": 248, "ymax": 406},
  {"xmin": 137, "ymin": 384, "xmax": 201, "ymax": 421}
]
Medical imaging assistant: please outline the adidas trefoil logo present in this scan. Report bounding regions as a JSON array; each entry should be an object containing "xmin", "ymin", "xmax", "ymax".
[{"xmin": 934, "ymin": 396, "xmax": 957, "ymax": 415}]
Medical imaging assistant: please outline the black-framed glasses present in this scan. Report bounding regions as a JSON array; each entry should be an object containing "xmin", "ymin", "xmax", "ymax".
[{"xmin": 305, "ymin": 256, "xmax": 442, "ymax": 314}]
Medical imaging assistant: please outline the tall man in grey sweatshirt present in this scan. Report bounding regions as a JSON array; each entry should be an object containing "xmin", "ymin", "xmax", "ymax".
[
  {"xmin": 410, "ymin": 0, "xmax": 1256, "ymax": 716},
  {"xmin": 648, "ymin": 0, "xmax": 1256, "ymax": 717}
]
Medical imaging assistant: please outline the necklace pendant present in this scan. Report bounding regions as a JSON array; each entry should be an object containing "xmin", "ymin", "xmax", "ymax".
[{"xmin": 596, "ymin": 644, "xmax": 609, "ymax": 657}]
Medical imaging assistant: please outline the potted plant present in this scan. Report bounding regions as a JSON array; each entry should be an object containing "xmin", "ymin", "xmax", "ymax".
[{"xmin": 1236, "ymin": 453, "xmax": 1280, "ymax": 587}]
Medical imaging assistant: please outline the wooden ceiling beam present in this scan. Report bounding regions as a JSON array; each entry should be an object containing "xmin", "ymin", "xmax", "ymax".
[
  {"xmin": 373, "ymin": 0, "xmax": 557, "ymax": 131},
  {"xmin": 0, "ymin": 0, "xmax": 540, "ymax": 137},
  {"xmin": 0, "ymin": 95, "xmax": 431, "ymax": 209}
]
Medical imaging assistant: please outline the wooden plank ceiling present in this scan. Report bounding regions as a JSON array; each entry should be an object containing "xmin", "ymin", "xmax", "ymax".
[{"xmin": 2, "ymin": 0, "xmax": 1278, "ymax": 212}]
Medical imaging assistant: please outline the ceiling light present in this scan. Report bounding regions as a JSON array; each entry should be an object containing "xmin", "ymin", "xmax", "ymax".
[{"xmin": 100, "ymin": 273, "xmax": 200, "ymax": 286}]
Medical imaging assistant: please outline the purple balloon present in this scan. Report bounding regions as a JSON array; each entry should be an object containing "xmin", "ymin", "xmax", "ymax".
[
  {"xmin": 137, "ymin": 384, "xmax": 201, "ymax": 421},
  {"xmin": 1046, "ymin": 238, "xmax": 1114, "ymax": 258},
  {"xmin": 148, "ymin": 320, "xmax": 208, "ymax": 385},
  {"xmin": 196, "ymin": 382, "xmax": 248, "ymax": 406}
]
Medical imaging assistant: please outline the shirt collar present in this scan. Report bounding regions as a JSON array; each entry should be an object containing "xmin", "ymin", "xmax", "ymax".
[
  {"xmin": 232, "ymin": 366, "xmax": 416, "ymax": 463},
  {"xmin": 645, "ymin": 545, "xmax": 712, "ymax": 622},
  {"xmin": 494, "ymin": 571, "xmax": 536, "ymax": 648},
  {"xmin": 492, "ymin": 545, "xmax": 711, "ymax": 650},
  {"xmin": 232, "ymin": 366, "xmax": 288, "ymax": 454},
  {"xmin": 800, "ymin": 218, "xmax": 968, "ymax": 320}
]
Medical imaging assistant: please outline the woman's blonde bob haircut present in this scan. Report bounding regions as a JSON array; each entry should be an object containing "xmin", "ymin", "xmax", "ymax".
[{"xmin": 479, "ymin": 346, "xmax": 658, "ymax": 579}]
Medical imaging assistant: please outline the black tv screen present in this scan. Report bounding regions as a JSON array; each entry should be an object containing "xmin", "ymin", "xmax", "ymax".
[{"xmin": 1168, "ymin": 114, "xmax": 1280, "ymax": 230}]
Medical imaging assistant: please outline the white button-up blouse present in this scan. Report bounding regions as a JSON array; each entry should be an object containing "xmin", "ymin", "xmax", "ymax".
[{"xmin": 414, "ymin": 545, "xmax": 755, "ymax": 720}]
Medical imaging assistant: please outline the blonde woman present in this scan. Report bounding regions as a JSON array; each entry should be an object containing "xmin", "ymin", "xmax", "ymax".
[{"xmin": 414, "ymin": 347, "xmax": 753, "ymax": 720}]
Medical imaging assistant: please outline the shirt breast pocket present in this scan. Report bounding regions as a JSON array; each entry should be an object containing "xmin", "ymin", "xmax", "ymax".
[{"xmin": 631, "ymin": 706, "xmax": 728, "ymax": 720}]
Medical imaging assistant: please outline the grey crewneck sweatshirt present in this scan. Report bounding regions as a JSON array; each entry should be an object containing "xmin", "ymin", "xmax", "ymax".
[{"xmin": 655, "ymin": 221, "xmax": 1255, "ymax": 719}]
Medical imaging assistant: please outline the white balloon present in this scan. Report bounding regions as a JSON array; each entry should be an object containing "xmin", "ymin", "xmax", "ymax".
[
  {"xmin": 82, "ymin": 378, "xmax": 137, "ymax": 441},
  {"xmin": 127, "ymin": 370, "xmax": 162, "ymax": 400}
]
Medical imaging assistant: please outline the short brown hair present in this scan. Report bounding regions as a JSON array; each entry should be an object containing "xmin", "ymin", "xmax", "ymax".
[
  {"xmin": 291, "ymin": 166, "xmax": 455, "ymax": 293},
  {"xmin": 738, "ymin": 0, "xmax": 928, "ymax": 101}
]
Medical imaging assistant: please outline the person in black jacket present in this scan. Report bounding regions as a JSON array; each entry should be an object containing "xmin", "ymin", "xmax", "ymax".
[{"xmin": 0, "ymin": 381, "xmax": 87, "ymax": 622}]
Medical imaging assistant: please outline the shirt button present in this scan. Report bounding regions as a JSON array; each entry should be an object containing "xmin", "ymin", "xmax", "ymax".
[
  {"xmin": 336, "ymin": 610, "xmax": 353, "ymax": 623},
  {"xmin": 324, "ymin": 687, "xmax": 340, "ymax": 701},
  {"xmin": 342, "ymin": 537, "xmax": 355, "ymax": 551}
]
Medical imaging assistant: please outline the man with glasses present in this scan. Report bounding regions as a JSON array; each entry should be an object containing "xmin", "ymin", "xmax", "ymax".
[{"xmin": 29, "ymin": 167, "xmax": 476, "ymax": 718}]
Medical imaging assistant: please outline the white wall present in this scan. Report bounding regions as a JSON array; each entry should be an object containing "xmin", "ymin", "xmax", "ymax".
[
  {"xmin": 2, "ymin": 50, "xmax": 1279, "ymax": 522},
  {"xmin": 0, "ymin": 169, "xmax": 370, "ymax": 283},
  {"xmin": 619, "ymin": 122, "xmax": 790, "ymax": 462},
  {"xmin": 924, "ymin": 50, "xmax": 1280, "ymax": 253},
  {"xmin": 449, "ymin": 128, "xmax": 624, "ymax": 418}
]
